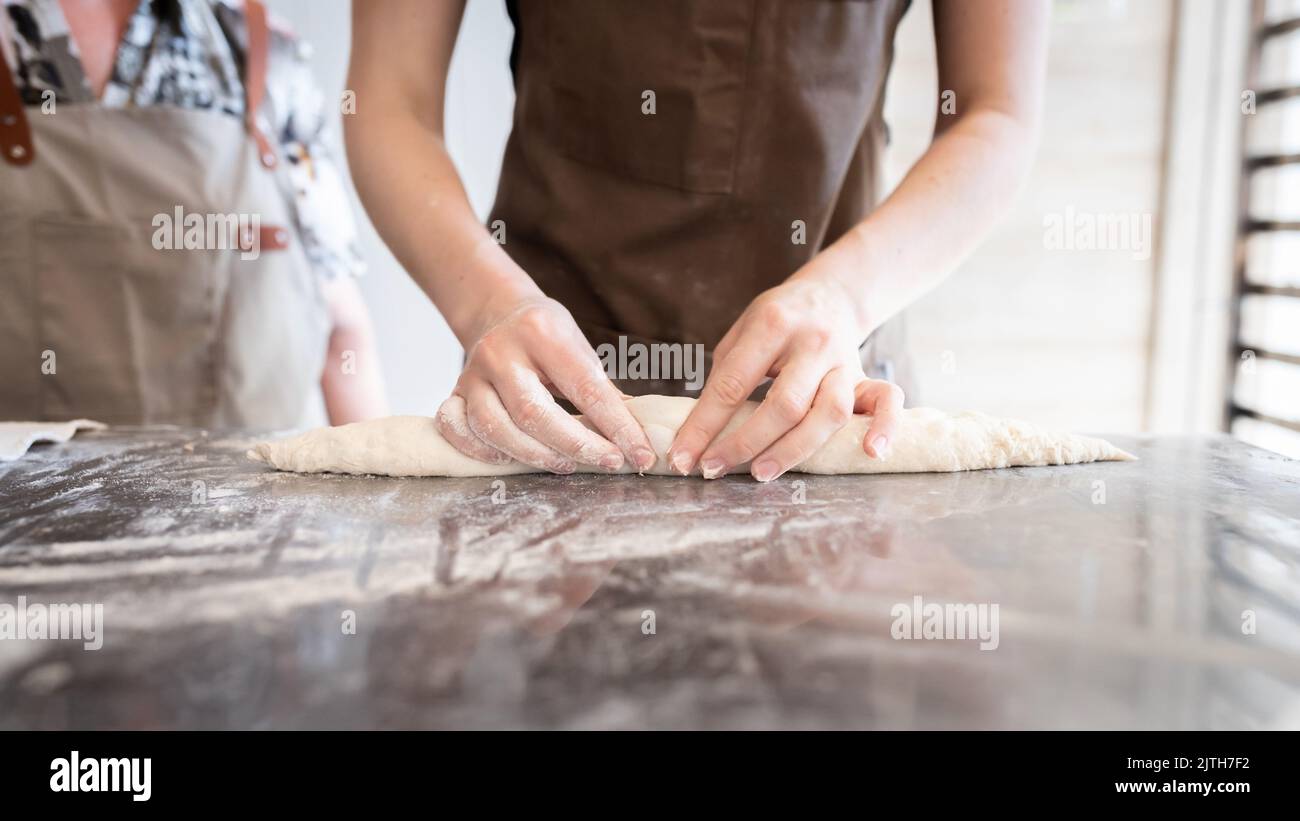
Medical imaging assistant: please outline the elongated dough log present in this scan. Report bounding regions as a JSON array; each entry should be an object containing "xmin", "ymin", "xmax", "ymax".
[{"xmin": 247, "ymin": 395, "xmax": 1134, "ymax": 478}]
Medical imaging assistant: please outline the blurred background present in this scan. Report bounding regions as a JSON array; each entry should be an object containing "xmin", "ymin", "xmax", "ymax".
[{"xmin": 269, "ymin": 0, "xmax": 1300, "ymax": 456}]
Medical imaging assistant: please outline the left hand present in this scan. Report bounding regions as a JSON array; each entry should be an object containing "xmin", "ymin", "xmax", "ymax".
[{"xmin": 666, "ymin": 266, "xmax": 904, "ymax": 482}]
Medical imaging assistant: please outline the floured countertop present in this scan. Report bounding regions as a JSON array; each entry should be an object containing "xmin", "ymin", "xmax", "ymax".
[{"xmin": 0, "ymin": 426, "xmax": 1298, "ymax": 729}]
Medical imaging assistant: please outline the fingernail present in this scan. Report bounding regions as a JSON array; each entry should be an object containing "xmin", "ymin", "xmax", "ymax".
[
  {"xmin": 871, "ymin": 436, "xmax": 890, "ymax": 459},
  {"xmin": 632, "ymin": 448, "xmax": 656, "ymax": 472},
  {"xmin": 555, "ymin": 462, "xmax": 576, "ymax": 474},
  {"xmin": 600, "ymin": 453, "xmax": 624, "ymax": 471},
  {"xmin": 669, "ymin": 450, "xmax": 692, "ymax": 475},
  {"xmin": 752, "ymin": 459, "xmax": 779, "ymax": 482},
  {"xmin": 700, "ymin": 458, "xmax": 726, "ymax": 480}
]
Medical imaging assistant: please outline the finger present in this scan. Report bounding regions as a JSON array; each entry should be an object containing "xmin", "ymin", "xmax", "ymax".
[
  {"xmin": 539, "ymin": 347, "xmax": 657, "ymax": 472},
  {"xmin": 748, "ymin": 367, "xmax": 857, "ymax": 481},
  {"xmin": 435, "ymin": 392, "xmax": 513, "ymax": 464},
  {"xmin": 498, "ymin": 367, "xmax": 626, "ymax": 470},
  {"xmin": 699, "ymin": 356, "xmax": 825, "ymax": 479},
  {"xmin": 668, "ymin": 334, "xmax": 781, "ymax": 477},
  {"xmin": 464, "ymin": 384, "xmax": 576, "ymax": 473},
  {"xmin": 856, "ymin": 379, "xmax": 906, "ymax": 459}
]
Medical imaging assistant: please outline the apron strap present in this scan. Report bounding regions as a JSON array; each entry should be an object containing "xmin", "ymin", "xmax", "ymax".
[
  {"xmin": 0, "ymin": 11, "xmax": 35, "ymax": 166},
  {"xmin": 243, "ymin": 0, "xmax": 278, "ymax": 170}
]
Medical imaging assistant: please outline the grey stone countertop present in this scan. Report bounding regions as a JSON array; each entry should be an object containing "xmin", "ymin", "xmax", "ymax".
[{"xmin": 0, "ymin": 427, "xmax": 1297, "ymax": 729}]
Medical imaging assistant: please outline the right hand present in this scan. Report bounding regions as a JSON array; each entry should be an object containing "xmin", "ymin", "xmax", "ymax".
[{"xmin": 435, "ymin": 297, "xmax": 658, "ymax": 474}]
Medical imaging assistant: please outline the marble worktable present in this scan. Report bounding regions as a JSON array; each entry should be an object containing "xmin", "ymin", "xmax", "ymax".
[{"xmin": 0, "ymin": 427, "xmax": 1297, "ymax": 730}]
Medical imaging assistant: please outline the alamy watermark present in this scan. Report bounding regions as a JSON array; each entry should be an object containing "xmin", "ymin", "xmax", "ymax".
[
  {"xmin": 890, "ymin": 595, "xmax": 999, "ymax": 651},
  {"xmin": 0, "ymin": 596, "xmax": 103, "ymax": 650},
  {"xmin": 596, "ymin": 335, "xmax": 705, "ymax": 391},
  {"xmin": 50, "ymin": 751, "xmax": 150, "ymax": 802},
  {"xmin": 151, "ymin": 205, "xmax": 263, "ymax": 261},
  {"xmin": 1043, "ymin": 206, "xmax": 1152, "ymax": 261}
]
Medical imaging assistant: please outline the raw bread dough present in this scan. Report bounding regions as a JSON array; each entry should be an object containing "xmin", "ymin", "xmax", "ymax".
[
  {"xmin": 247, "ymin": 395, "xmax": 1134, "ymax": 478},
  {"xmin": 0, "ymin": 419, "xmax": 106, "ymax": 462}
]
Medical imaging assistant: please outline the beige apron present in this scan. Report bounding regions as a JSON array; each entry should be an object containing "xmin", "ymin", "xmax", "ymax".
[
  {"xmin": 493, "ymin": 0, "xmax": 916, "ymax": 399},
  {"xmin": 0, "ymin": 0, "xmax": 328, "ymax": 427}
]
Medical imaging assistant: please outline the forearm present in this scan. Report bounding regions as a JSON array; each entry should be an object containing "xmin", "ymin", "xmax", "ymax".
[
  {"xmin": 804, "ymin": 105, "xmax": 1040, "ymax": 337},
  {"xmin": 799, "ymin": 0, "xmax": 1050, "ymax": 338},
  {"xmin": 344, "ymin": 112, "xmax": 541, "ymax": 347},
  {"xmin": 345, "ymin": 0, "xmax": 538, "ymax": 350},
  {"xmin": 321, "ymin": 325, "xmax": 387, "ymax": 425},
  {"xmin": 320, "ymin": 277, "xmax": 388, "ymax": 424}
]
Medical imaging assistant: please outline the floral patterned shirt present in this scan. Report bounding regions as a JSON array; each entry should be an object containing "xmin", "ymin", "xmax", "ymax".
[{"xmin": 1, "ymin": 0, "xmax": 363, "ymax": 279}]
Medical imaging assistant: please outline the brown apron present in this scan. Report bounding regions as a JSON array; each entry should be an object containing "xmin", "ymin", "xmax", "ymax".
[
  {"xmin": 0, "ymin": 0, "xmax": 328, "ymax": 427},
  {"xmin": 492, "ymin": 0, "xmax": 915, "ymax": 399}
]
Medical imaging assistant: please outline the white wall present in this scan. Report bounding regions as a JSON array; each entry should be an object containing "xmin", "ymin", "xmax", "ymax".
[
  {"xmin": 272, "ymin": 0, "xmax": 1178, "ymax": 432},
  {"xmin": 267, "ymin": 0, "xmax": 516, "ymax": 415}
]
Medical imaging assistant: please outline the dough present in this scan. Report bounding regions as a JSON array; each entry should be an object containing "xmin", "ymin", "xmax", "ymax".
[
  {"xmin": 0, "ymin": 419, "xmax": 105, "ymax": 462},
  {"xmin": 247, "ymin": 395, "xmax": 1135, "ymax": 478}
]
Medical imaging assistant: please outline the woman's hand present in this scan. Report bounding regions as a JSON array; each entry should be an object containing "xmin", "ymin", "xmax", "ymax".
[
  {"xmin": 435, "ymin": 296, "xmax": 658, "ymax": 474},
  {"xmin": 350, "ymin": 2, "xmax": 652, "ymax": 474},
  {"xmin": 667, "ymin": 251, "xmax": 904, "ymax": 482}
]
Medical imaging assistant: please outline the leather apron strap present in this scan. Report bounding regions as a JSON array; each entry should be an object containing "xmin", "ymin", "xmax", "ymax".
[
  {"xmin": 0, "ymin": 11, "xmax": 34, "ymax": 166},
  {"xmin": 0, "ymin": 0, "xmax": 276, "ymax": 169},
  {"xmin": 242, "ymin": 0, "xmax": 278, "ymax": 169}
]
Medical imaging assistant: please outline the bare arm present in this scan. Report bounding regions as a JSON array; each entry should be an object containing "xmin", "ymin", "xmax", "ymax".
[
  {"xmin": 346, "ymin": 1, "xmax": 656, "ymax": 473},
  {"xmin": 670, "ymin": 0, "xmax": 1051, "ymax": 481},
  {"xmin": 345, "ymin": 0, "xmax": 527, "ymax": 341},
  {"xmin": 320, "ymin": 277, "xmax": 388, "ymax": 425},
  {"xmin": 826, "ymin": 0, "xmax": 1051, "ymax": 333}
]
